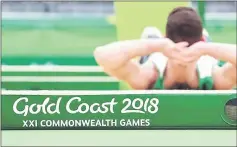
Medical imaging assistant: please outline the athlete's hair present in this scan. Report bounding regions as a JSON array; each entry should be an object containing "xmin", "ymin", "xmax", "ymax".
[{"xmin": 166, "ymin": 7, "xmax": 203, "ymax": 46}]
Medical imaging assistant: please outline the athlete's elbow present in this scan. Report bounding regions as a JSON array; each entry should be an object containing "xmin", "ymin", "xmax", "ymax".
[
  {"xmin": 94, "ymin": 46, "xmax": 107, "ymax": 66},
  {"xmin": 94, "ymin": 45, "xmax": 122, "ymax": 70}
]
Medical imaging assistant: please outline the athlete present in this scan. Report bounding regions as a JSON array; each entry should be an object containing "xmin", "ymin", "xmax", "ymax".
[{"xmin": 94, "ymin": 7, "xmax": 236, "ymax": 90}]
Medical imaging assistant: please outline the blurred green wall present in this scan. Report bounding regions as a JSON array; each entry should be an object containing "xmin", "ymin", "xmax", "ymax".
[
  {"xmin": 2, "ymin": 16, "xmax": 117, "ymax": 56},
  {"xmin": 2, "ymin": 13, "xmax": 236, "ymax": 65}
]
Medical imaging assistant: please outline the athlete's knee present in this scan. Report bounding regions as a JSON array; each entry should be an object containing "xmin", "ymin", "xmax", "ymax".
[
  {"xmin": 139, "ymin": 26, "xmax": 163, "ymax": 64},
  {"xmin": 202, "ymin": 28, "xmax": 212, "ymax": 42},
  {"xmin": 141, "ymin": 26, "xmax": 163, "ymax": 39}
]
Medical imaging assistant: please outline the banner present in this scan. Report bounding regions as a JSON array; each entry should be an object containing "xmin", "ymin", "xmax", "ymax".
[{"xmin": 2, "ymin": 90, "xmax": 236, "ymax": 130}]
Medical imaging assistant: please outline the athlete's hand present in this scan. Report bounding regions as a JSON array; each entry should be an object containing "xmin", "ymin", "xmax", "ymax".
[
  {"xmin": 161, "ymin": 40, "xmax": 190, "ymax": 65},
  {"xmin": 161, "ymin": 39, "xmax": 188, "ymax": 57},
  {"xmin": 179, "ymin": 41, "xmax": 207, "ymax": 63}
]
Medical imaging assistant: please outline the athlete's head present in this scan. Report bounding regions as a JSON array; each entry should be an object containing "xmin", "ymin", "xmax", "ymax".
[{"xmin": 166, "ymin": 7, "xmax": 203, "ymax": 46}]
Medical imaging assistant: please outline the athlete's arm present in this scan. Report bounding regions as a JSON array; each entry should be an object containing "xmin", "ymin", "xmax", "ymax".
[
  {"xmin": 180, "ymin": 42, "xmax": 236, "ymax": 89},
  {"xmin": 204, "ymin": 43, "xmax": 236, "ymax": 89},
  {"xmin": 204, "ymin": 43, "xmax": 236, "ymax": 65},
  {"xmin": 94, "ymin": 39, "xmax": 176, "ymax": 89}
]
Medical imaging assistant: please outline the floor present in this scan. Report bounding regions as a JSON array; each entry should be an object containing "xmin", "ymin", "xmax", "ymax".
[{"xmin": 2, "ymin": 130, "xmax": 236, "ymax": 146}]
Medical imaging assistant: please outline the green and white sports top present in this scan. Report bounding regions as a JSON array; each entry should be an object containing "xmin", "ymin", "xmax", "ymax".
[{"xmin": 146, "ymin": 53, "xmax": 218, "ymax": 90}]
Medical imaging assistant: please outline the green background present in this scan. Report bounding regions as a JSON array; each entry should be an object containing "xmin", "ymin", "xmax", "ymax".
[
  {"xmin": 2, "ymin": 15, "xmax": 236, "ymax": 65},
  {"xmin": 2, "ymin": 17, "xmax": 117, "ymax": 56}
]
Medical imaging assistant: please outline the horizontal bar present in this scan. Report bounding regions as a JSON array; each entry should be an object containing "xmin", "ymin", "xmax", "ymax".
[
  {"xmin": 206, "ymin": 12, "xmax": 236, "ymax": 20},
  {"xmin": 1, "ymin": 90, "xmax": 236, "ymax": 95},
  {"xmin": 2, "ymin": 76, "xmax": 118, "ymax": 82},
  {"xmin": 1, "ymin": 65, "xmax": 103, "ymax": 72}
]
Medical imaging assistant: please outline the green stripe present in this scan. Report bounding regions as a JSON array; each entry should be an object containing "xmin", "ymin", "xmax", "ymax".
[
  {"xmin": 2, "ymin": 17, "xmax": 113, "ymax": 29},
  {"xmin": 2, "ymin": 72, "xmax": 108, "ymax": 76},
  {"xmin": 2, "ymin": 82, "xmax": 119, "ymax": 90},
  {"xmin": 2, "ymin": 56, "xmax": 97, "ymax": 65},
  {"xmin": 197, "ymin": 1, "xmax": 206, "ymax": 27}
]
